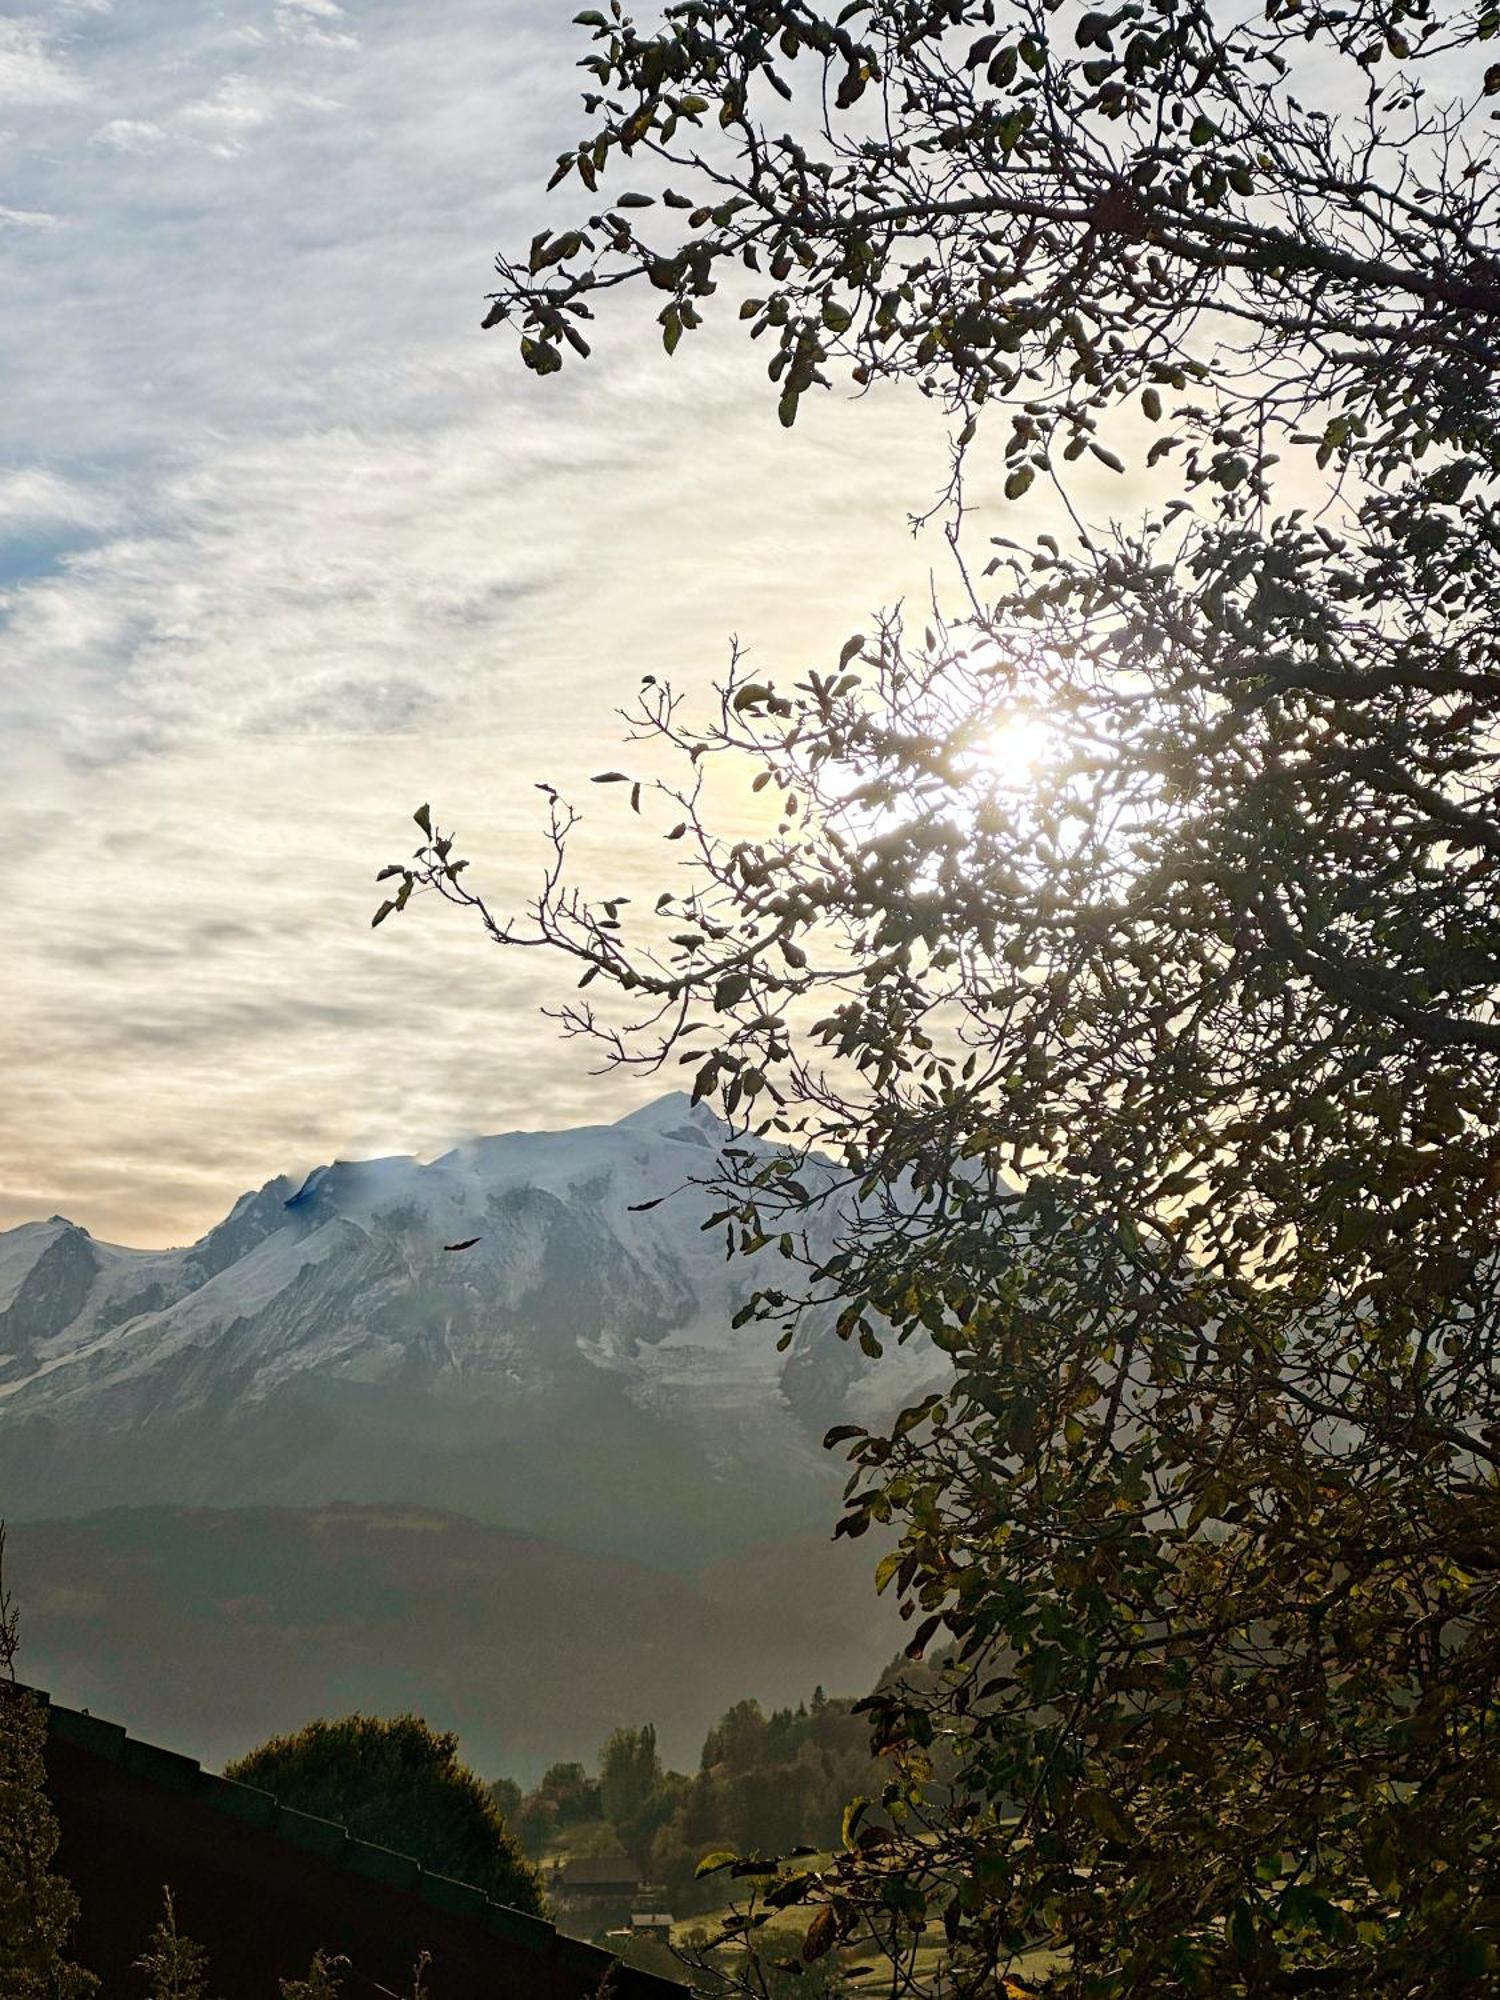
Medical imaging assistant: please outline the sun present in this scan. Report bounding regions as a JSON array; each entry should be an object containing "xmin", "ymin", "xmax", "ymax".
[{"xmin": 972, "ymin": 710, "xmax": 1052, "ymax": 790}]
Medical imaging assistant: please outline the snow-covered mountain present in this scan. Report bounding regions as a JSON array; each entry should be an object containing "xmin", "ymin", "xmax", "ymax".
[{"xmin": 0, "ymin": 1096, "xmax": 941, "ymax": 1567}]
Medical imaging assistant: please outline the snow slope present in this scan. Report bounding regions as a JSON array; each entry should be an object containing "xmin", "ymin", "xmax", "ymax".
[{"xmin": 0, "ymin": 1096, "xmax": 946, "ymax": 1568}]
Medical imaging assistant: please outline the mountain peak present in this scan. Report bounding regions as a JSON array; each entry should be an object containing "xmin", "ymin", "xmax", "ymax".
[{"xmin": 613, "ymin": 1091, "xmax": 722, "ymax": 1138}]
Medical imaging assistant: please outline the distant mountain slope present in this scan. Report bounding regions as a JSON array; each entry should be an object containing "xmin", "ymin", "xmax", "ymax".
[
  {"xmin": 0, "ymin": 1095, "xmax": 945, "ymax": 1567},
  {"xmin": 5, "ymin": 1504, "xmax": 900, "ymax": 1782}
]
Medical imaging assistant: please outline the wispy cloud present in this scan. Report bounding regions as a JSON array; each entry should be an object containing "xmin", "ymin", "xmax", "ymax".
[
  {"xmin": 0, "ymin": 18, "xmax": 86, "ymax": 106},
  {"xmin": 1, "ymin": 0, "xmax": 950, "ymax": 1245}
]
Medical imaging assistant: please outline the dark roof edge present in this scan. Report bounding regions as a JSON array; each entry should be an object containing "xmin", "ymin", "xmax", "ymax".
[{"xmin": 29, "ymin": 1687, "xmax": 682, "ymax": 1985}]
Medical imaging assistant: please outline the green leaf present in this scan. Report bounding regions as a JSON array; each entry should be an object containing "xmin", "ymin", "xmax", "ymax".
[
  {"xmin": 695, "ymin": 1850, "xmax": 739, "ymax": 1878},
  {"xmin": 1077, "ymin": 1788, "xmax": 1138, "ymax": 1843}
]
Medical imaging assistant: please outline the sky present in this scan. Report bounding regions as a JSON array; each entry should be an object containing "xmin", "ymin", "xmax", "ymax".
[{"xmin": 0, "ymin": 0, "xmax": 966, "ymax": 1245}]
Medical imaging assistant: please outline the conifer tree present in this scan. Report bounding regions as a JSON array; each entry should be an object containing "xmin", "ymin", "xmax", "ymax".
[
  {"xmin": 0, "ymin": 1525, "xmax": 96, "ymax": 2000},
  {"xmin": 133, "ymin": 1887, "xmax": 213, "ymax": 2000}
]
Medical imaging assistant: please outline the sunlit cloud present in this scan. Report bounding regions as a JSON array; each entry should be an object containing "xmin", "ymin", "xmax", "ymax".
[{"xmin": 1, "ymin": 0, "xmax": 956, "ymax": 1246}]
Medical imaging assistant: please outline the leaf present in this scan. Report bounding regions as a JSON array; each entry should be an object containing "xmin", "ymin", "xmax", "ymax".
[
  {"xmin": 1076, "ymin": 1787, "xmax": 1138, "ymax": 1843},
  {"xmin": 591, "ymin": 771, "xmax": 630, "ymax": 783},
  {"xmin": 695, "ymin": 1850, "xmax": 739, "ymax": 1878},
  {"xmin": 802, "ymin": 1908, "xmax": 839, "ymax": 1963},
  {"xmin": 839, "ymin": 634, "xmax": 866, "ymax": 669},
  {"xmin": 874, "ymin": 1551, "xmax": 903, "ymax": 1595},
  {"xmin": 413, "ymin": 803, "xmax": 432, "ymax": 838}
]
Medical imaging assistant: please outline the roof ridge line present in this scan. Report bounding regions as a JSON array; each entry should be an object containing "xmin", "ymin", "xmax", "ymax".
[{"xmin": 30, "ymin": 1685, "xmax": 651, "ymax": 1975}]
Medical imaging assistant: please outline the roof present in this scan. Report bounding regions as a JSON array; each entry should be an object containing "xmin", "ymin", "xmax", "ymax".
[
  {"xmin": 558, "ymin": 1854, "xmax": 642, "ymax": 1887},
  {"xmin": 32, "ymin": 1688, "xmax": 683, "ymax": 1996}
]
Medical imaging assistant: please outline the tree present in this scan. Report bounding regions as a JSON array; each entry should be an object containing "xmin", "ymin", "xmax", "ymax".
[
  {"xmin": 279, "ymin": 1951, "xmax": 347, "ymax": 2000},
  {"xmin": 134, "ymin": 1889, "xmax": 212, "ymax": 2000},
  {"xmin": 601, "ymin": 1723, "xmax": 683, "ymax": 1870},
  {"xmin": 0, "ymin": 1525, "xmax": 96, "ymax": 2000},
  {"xmin": 225, "ymin": 1716, "xmax": 546, "ymax": 1917},
  {"xmin": 601, "ymin": 1723, "xmax": 663, "ymax": 1828},
  {"xmin": 489, "ymin": 1774, "xmax": 524, "ymax": 1826},
  {"xmin": 384, "ymin": 2, "xmax": 1500, "ymax": 1992},
  {"xmin": 535, "ymin": 1759, "xmax": 604, "ymax": 1828}
]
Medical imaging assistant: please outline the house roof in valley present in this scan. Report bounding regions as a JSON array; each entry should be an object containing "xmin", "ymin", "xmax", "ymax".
[{"xmin": 557, "ymin": 1854, "xmax": 642, "ymax": 1887}]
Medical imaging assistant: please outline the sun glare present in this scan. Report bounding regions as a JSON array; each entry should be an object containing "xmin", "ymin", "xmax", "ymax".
[{"xmin": 973, "ymin": 710, "xmax": 1052, "ymax": 790}]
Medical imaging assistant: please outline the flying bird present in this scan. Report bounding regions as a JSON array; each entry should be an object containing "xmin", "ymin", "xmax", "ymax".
[{"xmin": 443, "ymin": 1236, "xmax": 482, "ymax": 1253}]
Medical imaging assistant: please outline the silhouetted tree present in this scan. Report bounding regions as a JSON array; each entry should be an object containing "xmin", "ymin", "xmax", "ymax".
[
  {"xmin": 0, "ymin": 1524, "xmax": 96, "ymax": 1999},
  {"xmin": 386, "ymin": 1, "xmax": 1500, "ymax": 1991},
  {"xmin": 226, "ymin": 1716, "xmax": 545, "ymax": 1916}
]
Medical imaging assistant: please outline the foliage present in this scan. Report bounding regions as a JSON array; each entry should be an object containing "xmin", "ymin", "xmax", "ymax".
[
  {"xmin": 513, "ymin": 1759, "xmax": 606, "ymax": 1855},
  {"xmin": 601, "ymin": 1723, "xmax": 676, "ymax": 1869},
  {"xmin": 496, "ymin": 1688, "xmax": 883, "ymax": 1896},
  {"xmin": 0, "ymin": 1524, "xmax": 97, "ymax": 2000},
  {"xmin": 386, "ymin": 0, "xmax": 1500, "ymax": 1993},
  {"xmin": 134, "ymin": 1888, "xmax": 213, "ymax": 2000},
  {"xmin": 489, "ymin": 1774, "xmax": 525, "ymax": 1824},
  {"xmin": 483, "ymin": 0, "xmax": 1500, "ymax": 487},
  {"xmin": 658, "ymin": 1693, "xmax": 885, "ymax": 1894},
  {"xmin": 601, "ymin": 1723, "xmax": 664, "ymax": 1830},
  {"xmin": 225, "ymin": 1715, "xmax": 546, "ymax": 1916},
  {"xmin": 279, "ymin": 1953, "xmax": 347, "ymax": 2000}
]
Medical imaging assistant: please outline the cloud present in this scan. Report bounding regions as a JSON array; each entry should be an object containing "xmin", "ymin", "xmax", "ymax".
[
  {"xmin": 0, "ymin": 19, "xmax": 85, "ymax": 106},
  {"xmin": 0, "ymin": 0, "xmax": 952, "ymax": 1246},
  {"xmin": 90, "ymin": 117, "xmax": 167, "ymax": 152},
  {"xmin": 0, "ymin": 468, "xmax": 117, "ymax": 532}
]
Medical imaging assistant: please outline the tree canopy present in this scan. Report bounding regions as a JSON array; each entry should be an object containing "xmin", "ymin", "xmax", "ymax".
[
  {"xmin": 382, "ymin": 2, "xmax": 1500, "ymax": 1992},
  {"xmin": 225, "ymin": 1716, "xmax": 545, "ymax": 1918}
]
